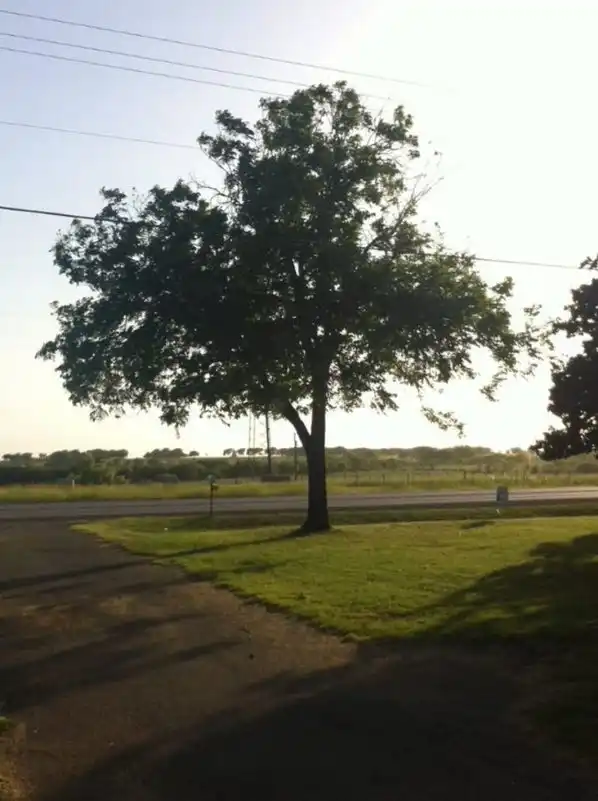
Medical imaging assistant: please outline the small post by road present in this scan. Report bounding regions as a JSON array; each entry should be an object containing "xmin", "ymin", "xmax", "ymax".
[
  {"xmin": 207, "ymin": 474, "xmax": 219, "ymax": 517},
  {"xmin": 265, "ymin": 407, "xmax": 273, "ymax": 475},
  {"xmin": 496, "ymin": 485, "xmax": 509, "ymax": 514}
]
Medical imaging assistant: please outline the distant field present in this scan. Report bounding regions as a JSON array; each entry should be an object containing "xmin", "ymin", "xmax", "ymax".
[
  {"xmin": 2, "ymin": 470, "xmax": 598, "ymax": 503},
  {"xmin": 81, "ymin": 513, "xmax": 598, "ymax": 764}
]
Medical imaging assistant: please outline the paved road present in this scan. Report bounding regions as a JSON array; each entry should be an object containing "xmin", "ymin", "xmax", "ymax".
[{"xmin": 1, "ymin": 485, "xmax": 598, "ymax": 520}]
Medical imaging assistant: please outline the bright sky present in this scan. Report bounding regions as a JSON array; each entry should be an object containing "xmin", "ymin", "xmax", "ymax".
[{"xmin": 0, "ymin": 0, "xmax": 594, "ymax": 456}]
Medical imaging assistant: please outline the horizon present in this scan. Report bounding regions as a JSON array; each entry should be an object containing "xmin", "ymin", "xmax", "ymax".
[{"xmin": 0, "ymin": 443, "xmax": 562, "ymax": 460}]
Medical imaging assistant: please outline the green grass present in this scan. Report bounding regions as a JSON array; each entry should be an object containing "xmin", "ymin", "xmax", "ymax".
[
  {"xmin": 3, "ymin": 469, "xmax": 598, "ymax": 503},
  {"xmin": 0, "ymin": 720, "xmax": 12, "ymax": 738},
  {"xmin": 80, "ymin": 513, "xmax": 598, "ymax": 764},
  {"xmin": 81, "ymin": 515, "xmax": 598, "ymax": 640}
]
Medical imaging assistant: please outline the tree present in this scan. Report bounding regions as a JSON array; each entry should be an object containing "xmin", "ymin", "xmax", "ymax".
[
  {"xmin": 144, "ymin": 448, "xmax": 185, "ymax": 460},
  {"xmin": 46, "ymin": 450, "xmax": 93, "ymax": 470},
  {"xmin": 38, "ymin": 82, "xmax": 544, "ymax": 532},
  {"xmin": 533, "ymin": 272, "xmax": 598, "ymax": 459},
  {"xmin": 88, "ymin": 449, "xmax": 128, "ymax": 462}
]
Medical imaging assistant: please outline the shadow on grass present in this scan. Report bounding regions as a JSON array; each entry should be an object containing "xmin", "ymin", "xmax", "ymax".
[
  {"xmin": 154, "ymin": 525, "xmax": 324, "ymax": 560},
  {"xmin": 165, "ymin": 524, "xmax": 598, "ymax": 769},
  {"xmin": 418, "ymin": 532, "xmax": 598, "ymax": 640},
  {"xmin": 461, "ymin": 520, "xmax": 496, "ymax": 531},
  {"xmin": 188, "ymin": 559, "xmax": 296, "ymax": 584},
  {"xmin": 175, "ymin": 525, "xmax": 598, "ymax": 768},
  {"xmin": 363, "ymin": 531, "xmax": 598, "ymax": 765}
]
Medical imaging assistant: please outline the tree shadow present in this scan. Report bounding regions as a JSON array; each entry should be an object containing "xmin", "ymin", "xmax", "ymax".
[
  {"xmin": 0, "ymin": 535, "xmax": 243, "ymax": 715},
  {"xmin": 1, "ymin": 605, "xmax": 239, "ymax": 715},
  {"xmin": 190, "ymin": 559, "xmax": 294, "ymax": 583},
  {"xmin": 0, "ymin": 558, "xmax": 150, "ymax": 595},
  {"xmin": 461, "ymin": 520, "xmax": 496, "ymax": 531},
  {"xmin": 416, "ymin": 532, "xmax": 598, "ymax": 640},
  {"xmin": 1, "ymin": 523, "xmax": 301, "ymax": 720},
  {"xmin": 40, "ymin": 642, "xmax": 593, "ymax": 801},
  {"xmin": 163, "ymin": 525, "xmax": 323, "ymax": 559},
  {"xmin": 9, "ymin": 525, "xmax": 598, "ymax": 800}
]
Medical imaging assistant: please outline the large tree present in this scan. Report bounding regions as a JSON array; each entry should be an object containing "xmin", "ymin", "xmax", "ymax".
[
  {"xmin": 532, "ymin": 268, "xmax": 598, "ymax": 459},
  {"xmin": 38, "ymin": 82, "xmax": 543, "ymax": 531}
]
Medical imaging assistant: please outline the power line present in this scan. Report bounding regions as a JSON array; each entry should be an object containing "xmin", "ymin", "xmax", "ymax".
[
  {"xmin": 0, "ymin": 44, "xmax": 292, "ymax": 97},
  {"xmin": 476, "ymin": 256, "xmax": 579, "ymax": 271},
  {"xmin": 0, "ymin": 119, "xmax": 200, "ymax": 151},
  {"xmin": 0, "ymin": 31, "xmax": 395, "ymax": 102},
  {"xmin": 0, "ymin": 30, "xmax": 304, "ymax": 87},
  {"xmin": 0, "ymin": 204, "xmax": 95, "ymax": 221},
  {"xmin": 0, "ymin": 203, "xmax": 588, "ymax": 274},
  {"xmin": 0, "ymin": 8, "xmax": 432, "ymax": 88}
]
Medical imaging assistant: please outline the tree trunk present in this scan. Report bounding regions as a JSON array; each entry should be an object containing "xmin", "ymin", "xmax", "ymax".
[
  {"xmin": 281, "ymin": 396, "xmax": 331, "ymax": 533},
  {"xmin": 302, "ymin": 402, "xmax": 330, "ymax": 533}
]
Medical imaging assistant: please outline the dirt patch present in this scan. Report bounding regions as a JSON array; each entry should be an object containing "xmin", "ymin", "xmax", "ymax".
[
  {"xmin": 0, "ymin": 722, "xmax": 28, "ymax": 801},
  {"xmin": 0, "ymin": 521, "xmax": 596, "ymax": 800}
]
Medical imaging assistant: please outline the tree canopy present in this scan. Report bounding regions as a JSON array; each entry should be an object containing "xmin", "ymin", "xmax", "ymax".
[
  {"xmin": 38, "ymin": 82, "xmax": 544, "ymax": 531},
  {"xmin": 533, "ymin": 271, "xmax": 598, "ymax": 459}
]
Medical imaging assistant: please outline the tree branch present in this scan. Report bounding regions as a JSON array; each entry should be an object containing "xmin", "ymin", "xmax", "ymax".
[
  {"xmin": 361, "ymin": 176, "xmax": 438, "ymax": 257},
  {"xmin": 279, "ymin": 400, "xmax": 310, "ymax": 450}
]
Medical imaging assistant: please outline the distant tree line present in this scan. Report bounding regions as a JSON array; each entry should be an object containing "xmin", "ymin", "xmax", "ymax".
[{"xmin": 0, "ymin": 445, "xmax": 596, "ymax": 487}]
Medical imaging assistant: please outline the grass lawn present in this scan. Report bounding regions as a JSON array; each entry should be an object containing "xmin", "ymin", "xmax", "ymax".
[
  {"xmin": 81, "ymin": 515, "xmax": 598, "ymax": 640},
  {"xmin": 81, "ymin": 514, "xmax": 598, "ymax": 763},
  {"xmin": 3, "ymin": 470, "xmax": 598, "ymax": 503}
]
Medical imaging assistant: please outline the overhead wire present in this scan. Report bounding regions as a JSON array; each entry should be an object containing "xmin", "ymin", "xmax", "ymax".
[
  {"xmin": 475, "ymin": 256, "xmax": 581, "ymax": 271},
  {"xmin": 0, "ymin": 31, "xmax": 397, "ymax": 101},
  {"xmin": 0, "ymin": 203, "xmax": 96, "ymax": 221},
  {"xmin": 0, "ymin": 8, "xmax": 433, "ymax": 87},
  {"xmin": 0, "ymin": 203, "xmax": 589, "ymax": 274},
  {"xmin": 0, "ymin": 11, "xmax": 583, "ymax": 276},
  {"xmin": 0, "ymin": 119, "xmax": 200, "ymax": 150},
  {"xmin": 0, "ymin": 44, "xmax": 293, "ymax": 96}
]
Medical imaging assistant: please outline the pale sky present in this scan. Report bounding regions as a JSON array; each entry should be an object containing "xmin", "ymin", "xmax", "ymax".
[{"xmin": 0, "ymin": 0, "xmax": 594, "ymax": 456}]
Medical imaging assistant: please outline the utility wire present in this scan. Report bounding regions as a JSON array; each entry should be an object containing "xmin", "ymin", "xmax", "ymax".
[
  {"xmin": 0, "ymin": 44, "xmax": 292, "ymax": 96},
  {"xmin": 476, "ymin": 256, "xmax": 579, "ymax": 271},
  {"xmin": 0, "ymin": 203, "xmax": 589, "ymax": 274},
  {"xmin": 0, "ymin": 8, "xmax": 432, "ymax": 88},
  {"xmin": 0, "ymin": 204, "xmax": 96, "ymax": 221},
  {"xmin": 0, "ymin": 119, "xmax": 200, "ymax": 151},
  {"xmin": 0, "ymin": 31, "xmax": 395, "ymax": 101}
]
